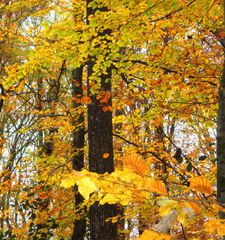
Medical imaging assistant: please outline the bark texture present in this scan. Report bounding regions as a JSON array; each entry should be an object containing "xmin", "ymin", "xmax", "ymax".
[
  {"xmin": 87, "ymin": 62, "xmax": 118, "ymax": 239},
  {"xmin": 217, "ymin": 62, "xmax": 225, "ymax": 214},
  {"xmin": 217, "ymin": 1, "xmax": 225, "ymax": 223},
  {"xmin": 71, "ymin": 67, "xmax": 86, "ymax": 240},
  {"xmin": 87, "ymin": 1, "xmax": 118, "ymax": 239}
]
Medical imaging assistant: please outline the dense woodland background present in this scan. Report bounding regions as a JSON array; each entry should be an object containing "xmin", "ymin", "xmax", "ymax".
[{"xmin": 0, "ymin": 0, "xmax": 225, "ymax": 239}]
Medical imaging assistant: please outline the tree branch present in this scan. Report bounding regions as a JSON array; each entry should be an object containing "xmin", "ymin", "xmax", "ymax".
[
  {"xmin": 0, "ymin": 83, "xmax": 5, "ymax": 113},
  {"xmin": 113, "ymin": 132, "xmax": 188, "ymax": 182}
]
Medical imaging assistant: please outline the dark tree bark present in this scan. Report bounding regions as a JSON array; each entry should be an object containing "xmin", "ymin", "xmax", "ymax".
[
  {"xmin": 217, "ymin": 63, "xmax": 225, "ymax": 209},
  {"xmin": 217, "ymin": 2, "xmax": 225, "ymax": 238},
  {"xmin": 0, "ymin": 84, "xmax": 5, "ymax": 113},
  {"xmin": 114, "ymin": 109, "xmax": 125, "ymax": 240},
  {"xmin": 71, "ymin": 67, "xmax": 86, "ymax": 240},
  {"xmin": 87, "ymin": 60, "xmax": 114, "ymax": 174},
  {"xmin": 87, "ymin": 62, "xmax": 118, "ymax": 239},
  {"xmin": 86, "ymin": 1, "xmax": 118, "ymax": 239},
  {"xmin": 71, "ymin": 67, "xmax": 85, "ymax": 171}
]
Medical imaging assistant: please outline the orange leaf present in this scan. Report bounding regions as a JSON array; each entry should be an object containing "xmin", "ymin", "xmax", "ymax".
[
  {"xmin": 103, "ymin": 153, "xmax": 109, "ymax": 159},
  {"xmin": 81, "ymin": 96, "xmax": 92, "ymax": 104},
  {"xmin": 189, "ymin": 176, "xmax": 213, "ymax": 195},
  {"xmin": 107, "ymin": 106, "xmax": 113, "ymax": 111},
  {"xmin": 100, "ymin": 91, "xmax": 111, "ymax": 104},
  {"xmin": 145, "ymin": 178, "xmax": 168, "ymax": 195},
  {"xmin": 72, "ymin": 79, "xmax": 80, "ymax": 87},
  {"xmin": 102, "ymin": 106, "xmax": 110, "ymax": 112},
  {"xmin": 185, "ymin": 201, "xmax": 201, "ymax": 214},
  {"xmin": 124, "ymin": 154, "xmax": 149, "ymax": 176},
  {"xmin": 102, "ymin": 106, "xmax": 113, "ymax": 112}
]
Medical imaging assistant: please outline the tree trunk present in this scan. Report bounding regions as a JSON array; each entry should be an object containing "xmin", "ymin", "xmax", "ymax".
[
  {"xmin": 217, "ymin": 55, "xmax": 225, "ymax": 213},
  {"xmin": 71, "ymin": 67, "xmax": 86, "ymax": 240},
  {"xmin": 87, "ymin": 60, "xmax": 114, "ymax": 174},
  {"xmin": 217, "ymin": 2, "xmax": 225, "ymax": 238},
  {"xmin": 86, "ymin": 1, "xmax": 118, "ymax": 239},
  {"xmin": 87, "ymin": 58, "xmax": 118, "ymax": 240}
]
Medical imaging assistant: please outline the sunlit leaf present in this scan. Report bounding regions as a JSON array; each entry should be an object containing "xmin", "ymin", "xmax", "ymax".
[
  {"xmin": 60, "ymin": 173, "xmax": 77, "ymax": 188},
  {"xmin": 100, "ymin": 193, "xmax": 119, "ymax": 205},
  {"xmin": 77, "ymin": 177, "xmax": 98, "ymax": 200},
  {"xmin": 204, "ymin": 219, "xmax": 225, "ymax": 236},
  {"xmin": 137, "ymin": 229, "xmax": 171, "ymax": 240},
  {"xmin": 158, "ymin": 199, "xmax": 177, "ymax": 216},
  {"xmin": 145, "ymin": 178, "xmax": 168, "ymax": 195},
  {"xmin": 185, "ymin": 201, "xmax": 201, "ymax": 215},
  {"xmin": 124, "ymin": 153, "xmax": 150, "ymax": 176},
  {"xmin": 189, "ymin": 176, "xmax": 213, "ymax": 195}
]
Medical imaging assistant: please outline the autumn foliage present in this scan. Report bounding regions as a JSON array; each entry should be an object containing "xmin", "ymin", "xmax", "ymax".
[{"xmin": 0, "ymin": 0, "xmax": 225, "ymax": 239}]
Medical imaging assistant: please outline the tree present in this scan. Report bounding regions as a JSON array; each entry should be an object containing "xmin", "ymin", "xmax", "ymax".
[
  {"xmin": 1, "ymin": 0, "xmax": 225, "ymax": 239},
  {"xmin": 71, "ymin": 66, "xmax": 86, "ymax": 240},
  {"xmin": 217, "ymin": 0, "xmax": 225, "ymax": 230},
  {"xmin": 86, "ymin": 1, "xmax": 118, "ymax": 239}
]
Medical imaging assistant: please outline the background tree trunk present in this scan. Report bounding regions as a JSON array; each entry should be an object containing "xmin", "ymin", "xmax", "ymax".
[
  {"xmin": 217, "ymin": 2, "xmax": 225, "ymax": 238},
  {"xmin": 217, "ymin": 55, "xmax": 225, "ymax": 213},
  {"xmin": 71, "ymin": 67, "xmax": 86, "ymax": 240}
]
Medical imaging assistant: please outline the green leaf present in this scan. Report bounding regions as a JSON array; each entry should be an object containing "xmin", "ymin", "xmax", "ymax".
[
  {"xmin": 176, "ymin": 156, "xmax": 183, "ymax": 164},
  {"xmin": 187, "ymin": 162, "xmax": 193, "ymax": 172},
  {"xmin": 199, "ymin": 155, "xmax": 207, "ymax": 161}
]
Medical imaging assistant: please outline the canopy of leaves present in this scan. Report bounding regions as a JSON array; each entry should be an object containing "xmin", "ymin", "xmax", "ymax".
[{"xmin": 0, "ymin": 0, "xmax": 224, "ymax": 239}]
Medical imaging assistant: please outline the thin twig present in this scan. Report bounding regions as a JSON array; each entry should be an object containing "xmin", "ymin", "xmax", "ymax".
[
  {"xmin": 181, "ymin": 223, "xmax": 187, "ymax": 240},
  {"xmin": 113, "ymin": 133, "xmax": 188, "ymax": 182},
  {"xmin": 0, "ymin": 83, "xmax": 5, "ymax": 113},
  {"xmin": 158, "ymin": 128, "xmax": 201, "ymax": 176}
]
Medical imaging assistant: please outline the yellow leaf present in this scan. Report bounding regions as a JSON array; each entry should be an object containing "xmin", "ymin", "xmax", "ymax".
[
  {"xmin": 137, "ymin": 230, "xmax": 171, "ymax": 240},
  {"xmin": 111, "ymin": 169, "xmax": 141, "ymax": 183},
  {"xmin": 17, "ymin": 79, "xmax": 25, "ymax": 92},
  {"xmin": 158, "ymin": 199, "xmax": 177, "ymax": 216},
  {"xmin": 60, "ymin": 173, "xmax": 77, "ymax": 188},
  {"xmin": 175, "ymin": 201, "xmax": 201, "ymax": 225},
  {"xmin": 157, "ymin": 199, "xmax": 176, "ymax": 206},
  {"xmin": 145, "ymin": 178, "xmax": 168, "ymax": 195},
  {"xmin": 77, "ymin": 177, "xmax": 98, "ymax": 200},
  {"xmin": 100, "ymin": 193, "xmax": 119, "ymax": 205},
  {"xmin": 124, "ymin": 153, "xmax": 149, "ymax": 176},
  {"xmin": 189, "ymin": 176, "xmax": 213, "ymax": 195},
  {"xmin": 211, "ymin": 204, "xmax": 224, "ymax": 213},
  {"xmin": 177, "ymin": 207, "xmax": 190, "ymax": 225},
  {"xmin": 204, "ymin": 219, "xmax": 225, "ymax": 236},
  {"xmin": 120, "ymin": 198, "xmax": 130, "ymax": 206}
]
